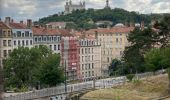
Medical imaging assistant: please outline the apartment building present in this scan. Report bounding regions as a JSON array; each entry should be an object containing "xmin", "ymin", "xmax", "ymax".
[
  {"xmin": 0, "ymin": 21, "xmax": 12, "ymax": 68},
  {"xmin": 79, "ymin": 38, "xmax": 101, "ymax": 81},
  {"xmin": 32, "ymin": 27, "xmax": 61, "ymax": 54},
  {"xmin": 86, "ymin": 26, "xmax": 134, "ymax": 76},
  {"xmin": 61, "ymin": 36, "xmax": 80, "ymax": 81}
]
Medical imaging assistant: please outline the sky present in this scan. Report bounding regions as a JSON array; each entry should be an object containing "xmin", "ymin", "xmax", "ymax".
[{"xmin": 0, "ymin": 0, "xmax": 170, "ymax": 22}]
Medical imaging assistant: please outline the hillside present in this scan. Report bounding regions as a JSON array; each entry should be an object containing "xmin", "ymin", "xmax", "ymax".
[
  {"xmin": 37, "ymin": 8, "xmax": 158, "ymax": 30},
  {"xmin": 81, "ymin": 74, "xmax": 169, "ymax": 100}
]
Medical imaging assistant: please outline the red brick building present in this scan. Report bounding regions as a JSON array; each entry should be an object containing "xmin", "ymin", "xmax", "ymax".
[{"xmin": 61, "ymin": 36, "xmax": 80, "ymax": 81}]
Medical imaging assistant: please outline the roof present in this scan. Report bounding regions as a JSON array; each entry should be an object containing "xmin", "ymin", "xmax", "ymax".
[
  {"xmin": 86, "ymin": 27, "xmax": 134, "ymax": 34},
  {"xmin": 46, "ymin": 22, "xmax": 66, "ymax": 26},
  {"xmin": 0, "ymin": 21, "xmax": 10, "ymax": 29},
  {"xmin": 32, "ymin": 27, "xmax": 61, "ymax": 36},
  {"xmin": 32, "ymin": 27, "xmax": 74, "ymax": 36},
  {"xmin": 8, "ymin": 22, "xmax": 28, "ymax": 29}
]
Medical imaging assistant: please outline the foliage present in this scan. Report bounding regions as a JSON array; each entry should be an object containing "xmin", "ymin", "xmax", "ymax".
[
  {"xmin": 39, "ymin": 54, "xmax": 64, "ymax": 87},
  {"xmin": 4, "ymin": 46, "xmax": 64, "ymax": 91},
  {"xmin": 145, "ymin": 47, "xmax": 170, "ymax": 72},
  {"xmin": 126, "ymin": 74, "xmax": 135, "ymax": 82},
  {"xmin": 154, "ymin": 16, "xmax": 170, "ymax": 47},
  {"xmin": 37, "ymin": 8, "xmax": 152, "ymax": 30}
]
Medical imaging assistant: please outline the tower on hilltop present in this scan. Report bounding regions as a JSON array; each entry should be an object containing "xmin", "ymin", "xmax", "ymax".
[
  {"xmin": 105, "ymin": 0, "xmax": 110, "ymax": 9},
  {"xmin": 64, "ymin": 0, "xmax": 86, "ymax": 15}
]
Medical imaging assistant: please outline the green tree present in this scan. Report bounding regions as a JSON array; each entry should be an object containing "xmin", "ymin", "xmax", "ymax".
[
  {"xmin": 39, "ymin": 54, "xmax": 64, "ymax": 87},
  {"xmin": 4, "ymin": 46, "xmax": 64, "ymax": 91}
]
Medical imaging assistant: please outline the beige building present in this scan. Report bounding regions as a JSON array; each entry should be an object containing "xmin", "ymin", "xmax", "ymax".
[
  {"xmin": 86, "ymin": 26, "xmax": 134, "ymax": 76},
  {"xmin": 0, "ymin": 21, "xmax": 12, "ymax": 68},
  {"xmin": 79, "ymin": 37, "xmax": 102, "ymax": 81}
]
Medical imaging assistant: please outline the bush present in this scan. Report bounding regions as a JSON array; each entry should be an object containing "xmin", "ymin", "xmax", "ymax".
[{"xmin": 126, "ymin": 74, "xmax": 135, "ymax": 82}]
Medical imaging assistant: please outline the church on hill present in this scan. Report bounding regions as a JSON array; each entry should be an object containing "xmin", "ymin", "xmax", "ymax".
[{"xmin": 64, "ymin": 0, "xmax": 86, "ymax": 14}]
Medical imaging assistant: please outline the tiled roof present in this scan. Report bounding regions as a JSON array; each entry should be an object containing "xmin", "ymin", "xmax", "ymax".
[
  {"xmin": 86, "ymin": 27, "xmax": 134, "ymax": 34},
  {"xmin": 32, "ymin": 27, "xmax": 61, "ymax": 36},
  {"xmin": 9, "ymin": 23, "xmax": 27, "ymax": 29},
  {"xmin": 0, "ymin": 21, "xmax": 10, "ymax": 29},
  {"xmin": 46, "ymin": 22, "xmax": 66, "ymax": 26},
  {"xmin": 32, "ymin": 27, "xmax": 74, "ymax": 36}
]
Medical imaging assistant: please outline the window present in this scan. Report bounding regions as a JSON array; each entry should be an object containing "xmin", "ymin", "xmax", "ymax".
[
  {"xmin": 116, "ymin": 38, "xmax": 118, "ymax": 44},
  {"xmin": 58, "ymin": 44, "xmax": 60, "ymax": 50},
  {"xmin": 17, "ymin": 31, "xmax": 21, "ymax": 37},
  {"xmin": 54, "ymin": 45, "xmax": 56, "ymax": 50},
  {"xmin": 89, "ymin": 71, "xmax": 91, "ymax": 77},
  {"xmin": 35, "ymin": 37, "xmax": 37, "ymax": 42},
  {"xmin": 88, "ymin": 48, "xmax": 90, "ymax": 53},
  {"xmin": 92, "ymin": 63, "xmax": 94, "ymax": 69},
  {"xmin": 22, "ymin": 33, "xmax": 24, "ymax": 37},
  {"xmin": 107, "ymin": 57, "xmax": 109, "ymax": 63},
  {"xmin": 85, "ymin": 48, "xmax": 87, "ymax": 54},
  {"xmin": 3, "ymin": 50, "xmax": 7, "ymax": 57},
  {"xmin": 8, "ymin": 31, "xmax": 11, "ymax": 37},
  {"xmin": 92, "ymin": 55, "xmax": 94, "ymax": 60},
  {"xmin": 8, "ymin": 50, "xmax": 11, "ymax": 55},
  {"xmin": 3, "ymin": 40, "xmax": 7, "ymax": 46},
  {"xmin": 92, "ymin": 48, "xmax": 93, "ymax": 53},
  {"xmin": 82, "ymin": 64, "xmax": 84, "ymax": 70},
  {"xmin": 22, "ymin": 40, "xmax": 25, "ymax": 46},
  {"xmin": 14, "ymin": 41, "xmax": 16, "ymax": 46},
  {"xmin": 18, "ymin": 40, "xmax": 21, "ymax": 46},
  {"xmin": 26, "ymin": 40, "xmax": 28, "ymax": 45},
  {"xmin": 92, "ymin": 71, "xmax": 94, "ymax": 76},
  {"xmin": 13, "ymin": 33, "xmax": 16, "ymax": 37},
  {"xmin": 81, "ymin": 48, "xmax": 84, "ymax": 54},
  {"xmin": 89, "ymin": 64, "xmax": 91, "ymax": 69},
  {"xmin": 30, "ymin": 40, "xmax": 33, "ymax": 45},
  {"xmin": 30, "ymin": 33, "xmax": 32, "ymax": 37},
  {"xmin": 25, "ymin": 31, "xmax": 29, "ymax": 37}
]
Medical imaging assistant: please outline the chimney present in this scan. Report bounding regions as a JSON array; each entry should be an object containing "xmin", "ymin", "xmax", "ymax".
[
  {"xmin": 20, "ymin": 21, "xmax": 23, "ymax": 24},
  {"xmin": 27, "ymin": 19, "xmax": 32, "ymax": 28},
  {"xmin": 95, "ymin": 31, "xmax": 98, "ymax": 39},
  {"xmin": 5, "ymin": 17, "xmax": 11, "ymax": 25}
]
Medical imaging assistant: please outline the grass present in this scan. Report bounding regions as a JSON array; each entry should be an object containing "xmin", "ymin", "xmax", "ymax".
[{"xmin": 81, "ymin": 74, "xmax": 169, "ymax": 100}]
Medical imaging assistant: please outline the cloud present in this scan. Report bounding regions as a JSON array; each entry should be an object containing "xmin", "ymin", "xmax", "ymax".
[{"xmin": 0, "ymin": 0, "xmax": 170, "ymax": 21}]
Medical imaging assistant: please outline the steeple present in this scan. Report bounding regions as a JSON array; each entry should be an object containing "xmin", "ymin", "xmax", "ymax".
[{"xmin": 105, "ymin": 0, "xmax": 110, "ymax": 9}]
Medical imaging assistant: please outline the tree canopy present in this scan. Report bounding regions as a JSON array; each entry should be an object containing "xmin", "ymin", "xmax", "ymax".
[
  {"xmin": 37, "ymin": 8, "xmax": 155, "ymax": 30},
  {"xmin": 4, "ymin": 46, "xmax": 64, "ymax": 91}
]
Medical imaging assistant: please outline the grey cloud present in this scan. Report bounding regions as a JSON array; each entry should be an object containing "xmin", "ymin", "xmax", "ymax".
[
  {"xmin": 151, "ymin": 0, "xmax": 170, "ymax": 4},
  {"xmin": 0, "ymin": 0, "xmax": 170, "ymax": 21}
]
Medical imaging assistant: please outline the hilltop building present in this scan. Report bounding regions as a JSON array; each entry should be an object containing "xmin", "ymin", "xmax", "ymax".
[
  {"xmin": 104, "ymin": 0, "xmax": 111, "ymax": 9},
  {"xmin": 64, "ymin": 0, "xmax": 85, "ymax": 14}
]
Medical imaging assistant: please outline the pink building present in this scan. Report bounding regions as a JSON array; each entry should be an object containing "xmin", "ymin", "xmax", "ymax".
[{"xmin": 61, "ymin": 36, "xmax": 80, "ymax": 81}]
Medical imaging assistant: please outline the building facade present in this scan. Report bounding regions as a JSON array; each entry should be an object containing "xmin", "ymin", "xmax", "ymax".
[
  {"xmin": 79, "ymin": 38, "xmax": 101, "ymax": 81},
  {"xmin": 64, "ymin": 0, "xmax": 85, "ymax": 14},
  {"xmin": 61, "ymin": 36, "xmax": 80, "ymax": 81},
  {"xmin": 86, "ymin": 26, "xmax": 134, "ymax": 76},
  {"xmin": 32, "ymin": 27, "xmax": 61, "ymax": 54},
  {"xmin": 0, "ymin": 21, "xmax": 12, "ymax": 69}
]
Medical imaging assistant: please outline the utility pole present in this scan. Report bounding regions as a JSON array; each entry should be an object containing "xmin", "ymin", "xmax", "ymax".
[{"xmin": 64, "ymin": 60, "xmax": 67, "ymax": 93}]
